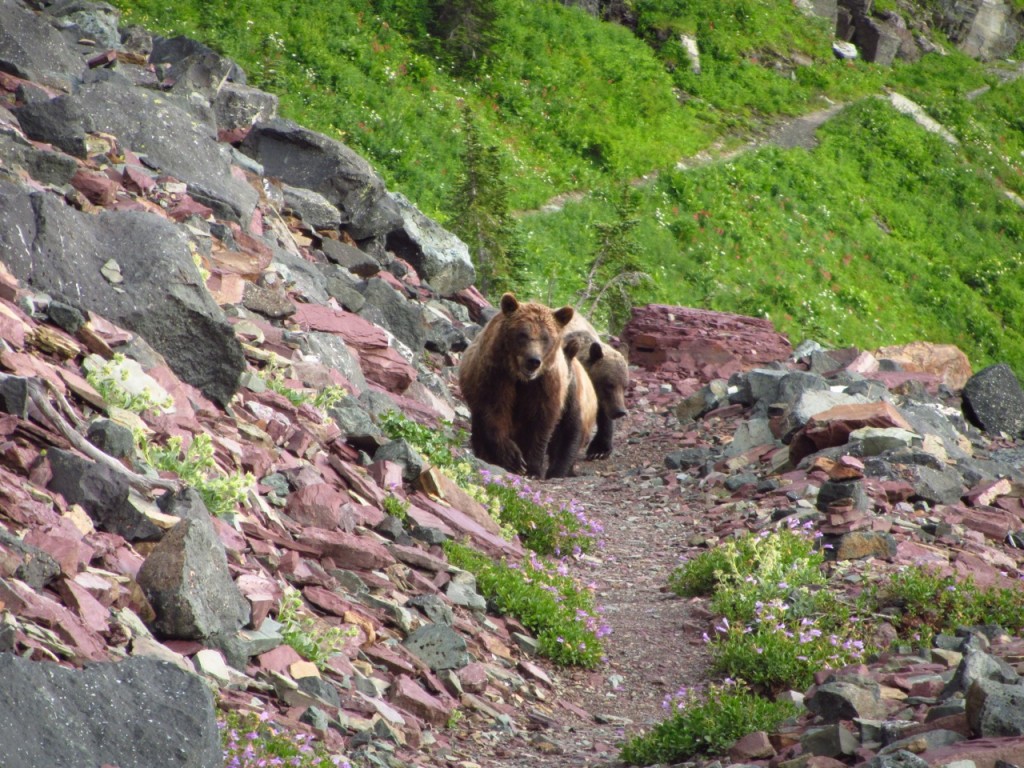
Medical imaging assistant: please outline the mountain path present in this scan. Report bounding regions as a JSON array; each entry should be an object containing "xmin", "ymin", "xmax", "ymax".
[{"xmin": 443, "ymin": 406, "xmax": 719, "ymax": 767}]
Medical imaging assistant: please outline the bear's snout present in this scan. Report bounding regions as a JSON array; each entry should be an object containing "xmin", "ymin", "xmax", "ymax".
[
  {"xmin": 524, "ymin": 356, "xmax": 542, "ymax": 373},
  {"xmin": 611, "ymin": 406, "xmax": 627, "ymax": 419}
]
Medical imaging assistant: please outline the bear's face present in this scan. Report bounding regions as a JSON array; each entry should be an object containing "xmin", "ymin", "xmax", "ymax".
[
  {"xmin": 586, "ymin": 341, "xmax": 629, "ymax": 419},
  {"xmin": 498, "ymin": 293, "xmax": 574, "ymax": 383}
]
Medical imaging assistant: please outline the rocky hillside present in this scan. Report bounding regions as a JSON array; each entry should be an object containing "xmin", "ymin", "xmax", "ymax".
[{"xmin": 6, "ymin": 2, "xmax": 1024, "ymax": 768}]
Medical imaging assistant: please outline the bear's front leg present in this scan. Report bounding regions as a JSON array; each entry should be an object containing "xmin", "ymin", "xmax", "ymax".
[
  {"xmin": 471, "ymin": 411, "xmax": 527, "ymax": 474},
  {"xmin": 586, "ymin": 406, "xmax": 615, "ymax": 460}
]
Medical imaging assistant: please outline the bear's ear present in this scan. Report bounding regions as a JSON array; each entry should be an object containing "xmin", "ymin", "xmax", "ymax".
[
  {"xmin": 553, "ymin": 306, "xmax": 574, "ymax": 327},
  {"xmin": 563, "ymin": 336, "xmax": 582, "ymax": 359},
  {"xmin": 588, "ymin": 341, "xmax": 604, "ymax": 362},
  {"xmin": 500, "ymin": 293, "xmax": 519, "ymax": 314}
]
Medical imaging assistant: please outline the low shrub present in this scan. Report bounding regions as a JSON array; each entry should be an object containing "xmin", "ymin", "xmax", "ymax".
[
  {"xmin": 862, "ymin": 566, "xmax": 1024, "ymax": 645},
  {"xmin": 479, "ymin": 469, "xmax": 603, "ymax": 556},
  {"xmin": 220, "ymin": 708, "xmax": 350, "ymax": 767},
  {"xmin": 444, "ymin": 541, "xmax": 608, "ymax": 667},
  {"xmin": 619, "ymin": 680, "xmax": 799, "ymax": 765}
]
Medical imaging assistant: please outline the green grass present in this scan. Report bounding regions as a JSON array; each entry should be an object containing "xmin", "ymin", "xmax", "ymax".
[{"xmin": 113, "ymin": 0, "xmax": 1024, "ymax": 377}]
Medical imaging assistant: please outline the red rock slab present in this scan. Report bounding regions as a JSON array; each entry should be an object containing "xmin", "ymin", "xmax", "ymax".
[
  {"xmin": 285, "ymin": 483, "xmax": 353, "ymax": 531},
  {"xmin": 0, "ymin": 310, "xmax": 27, "ymax": 349},
  {"xmin": 789, "ymin": 401, "xmax": 915, "ymax": 465},
  {"xmin": 390, "ymin": 674, "xmax": 455, "ymax": 727},
  {"xmin": 963, "ymin": 478, "xmax": 1014, "ymax": 507},
  {"xmin": 363, "ymin": 643, "xmax": 421, "ymax": 676},
  {"xmin": 387, "ymin": 542, "xmax": 450, "ymax": 573},
  {"xmin": 23, "ymin": 524, "xmax": 94, "ymax": 576},
  {"xmin": 921, "ymin": 736, "xmax": 1024, "ymax": 768},
  {"xmin": 296, "ymin": 528, "xmax": 396, "ymax": 571},
  {"xmin": 960, "ymin": 505, "xmax": 1016, "ymax": 541},
  {"xmin": 70, "ymin": 571, "xmax": 122, "ymax": 607},
  {"xmin": 411, "ymin": 492, "xmax": 523, "ymax": 560},
  {"xmin": 0, "ymin": 578, "xmax": 108, "ymax": 661},
  {"xmin": 54, "ymin": 578, "xmax": 110, "ymax": 634},
  {"xmin": 257, "ymin": 644, "xmax": 304, "ymax": 675},
  {"xmin": 623, "ymin": 305, "xmax": 792, "ymax": 378},
  {"xmin": 71, "ymin": 168, "xmax": 120, "ymax": 206},
  {"xmin": 417, "ymin": 467, "xmax": 502, "ymax": 538},
  {"xmin": 329, "ymin": 457, "xmax": 387, "ymax": 507}
]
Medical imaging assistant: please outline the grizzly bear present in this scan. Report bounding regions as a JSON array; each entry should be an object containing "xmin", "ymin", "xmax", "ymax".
[
  {"xmin": 545, "ymin": 335, "xmax": 598, "ymax": 478},
  {"xmin": 459, "ymin": 293, "xmax": 578, "ymax": 478},
  {"xmin": 563, "ymin": 313, "xmax": 629, "ymax": 460}
]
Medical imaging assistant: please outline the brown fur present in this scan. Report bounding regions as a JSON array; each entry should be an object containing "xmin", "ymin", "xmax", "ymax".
[
  {"xmin": 545, "ymin": 336, "xmax": 599, "ymax": 477},
  {"xmin": 459, "ymin": 293, "xmax": 574, "ymax": 478},
  {"xmin": 563, "ymin": 313, "xmax": 629, "ymax": 460}
]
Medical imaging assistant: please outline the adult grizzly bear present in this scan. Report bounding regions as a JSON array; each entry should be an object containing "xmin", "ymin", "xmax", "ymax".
[
  {"xmin": 459, "ymin": 293, "xmax": 578, "ymax": 478},
  {"xmin": 563, "ymin": 313, "xmax": 629, "ymax": 460}
]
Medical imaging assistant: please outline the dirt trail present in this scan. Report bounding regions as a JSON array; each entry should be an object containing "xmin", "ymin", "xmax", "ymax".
[{"xmin": 445, "ymin": 406, "xmax": 716, "ymax": 768}]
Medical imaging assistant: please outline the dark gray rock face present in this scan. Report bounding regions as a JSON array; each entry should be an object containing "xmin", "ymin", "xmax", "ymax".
[
  {"xmin": 0, "ymin": 653, "xmax": 220, "ymax": 768},
  {"xmin": 16, "ymin": 72, "xmax": 259, "ymax": 221},
  {"xmin": 403, "ymin": 624, "xmax": 470, "ymax": 671},
  {"xmin": 137, "ymin": 515, "xmax": 251, "ymax": 645},
  {"xmin": 934, "ymin": 0, "xmax": 1024, "ymax": 60},
  {"xmin": 357, "ymin": 277, "xmax": 429, "ymax": 356},
  {"xmin": 385, "ymin": 191, "xmax": 475, "ymax": 295},
  {"xmin": 962, "ymin": 363, "xmax": 1024, "ymax": 437},
  {"xmin": 240, "ymin": 117, "xmax": 403, "ymax": 241},
  {"xmin": 0, "ymin": 180, "xmax": 245, "ymax": 405},
  {"xmin": 46, "ymin": 448, "xmax": 163, "ymax": 542},
  {"xmin": 0, "ymin": 0, "xmax": 85, "ymax": 87}
]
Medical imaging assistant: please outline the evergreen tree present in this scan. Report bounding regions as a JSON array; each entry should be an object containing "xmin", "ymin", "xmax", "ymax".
[
  {"xmin": 576, "ymin": 185, "xmax": 651, "ymax": 332},
  {"xmin": 426, "ymin": 0, "xmax": 499, "ymax": 74},
  {"xmin": 449, "ymin": 112, "xmax": 524, "ymax": 296}
]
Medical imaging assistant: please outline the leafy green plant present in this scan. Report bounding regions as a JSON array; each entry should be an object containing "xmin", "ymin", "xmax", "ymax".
[
  {"xmin": 277, "ymin": 586, "xmax": 358, "ymax": 671},
  {"xmin": 669, "ymin": 524, "xmax": 825, "ymax": 621},
  {"xmin": 619, "ymin": 680, "xmax": 799, "ymax": 765},
  {"xmin": 140, "ymin": 433, "xmax": 254, "ymax": 518},
  {"xmin": 382, "ymin": 493, "xmax": 410, "ymax": 522},
  {"xmin": 861, "ymin": 566, "xmax": 1024, "ymax": 646},
  {"xmin": 708, "ymin": 593, "xmax": 866, "ymax": 692},
  {"xmin": 377, "ymin": 410, "xmax": 476, "ymax": 482},
  {"xmin": 84, "ymin": 353, "xmax": 174, "ymax": 414},
  {"xmin": 671, "ymin": 523, "xmax": 868, "ymax": 692},
  {"xmin": 257, "ymin": 366, "xmax": 346, "ymax": 412},
  {"xmin": 478, "ymin": 469, "xmax": 602, "ymax": 556},
  {"xmin": 445, "ymin": 541, "xmax": 608, "ymax": 667},
  {"xmin": 220, "ymin": 708, "xmax": 350, "ymax": 767}
]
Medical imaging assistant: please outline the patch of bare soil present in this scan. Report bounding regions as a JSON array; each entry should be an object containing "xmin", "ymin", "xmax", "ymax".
[{"xmin": 443, "ymin": 405, "xmax": 717, "ymax": 768}]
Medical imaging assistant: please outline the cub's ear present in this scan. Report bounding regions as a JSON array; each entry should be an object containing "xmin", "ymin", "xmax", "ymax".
[
  {"xmin": 500, "ymin": 293, "xmax": 519, "ymax": 314},
  {"xmin": 553, "ymin": 306, "xmax": 574, "ymax": 327},
  {"xmin": 563, "ymin": 336, "xmax": 583, "ymax": 359},
  {"xmin": 588, "ymin": 341, "xmax": 604, "ymax": 362}
]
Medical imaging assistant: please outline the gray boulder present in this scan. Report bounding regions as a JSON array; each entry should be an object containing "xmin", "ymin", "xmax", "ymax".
[
  {"xmin": 385, "ymin": 191, "xmax": 475, "ymax": 295},
  {"xmin": 934, "ymin": 0, "xmax": 1024, "ymax": 60},
  {"xmin": 137, "ymin": 514, "xmax": 251, "ymax": 646},
  {"xmin": 403, "ymin": 623, "xmax": 471, "ymax": 671},
  {"xmin": 0, "ymin": 0, "xmax": 85, "ymax": 88},
  {"xmin": 0, "ymin": 653, "xmax": 220, "ymax": 768},
  {"xmin": 967, "ymin": 677, "xmax": 1024, "ymax": 737},
  {"xmin": 46, "ymin": 448, "xmax": 163, "ymax": 542},
  {"xmin": 962, "ymin": 363, "xmax": 1024, "ymax": 437},
  {"xmin": 240, "ymin": 117, "xmax": 403, "ymax": 241},
  {"xmin": 15, "ymin": 71, "xmax": 258, "ymax": 222},
  {"xmin": 0, "ymin": 180, "xmax": 245, "ymax": 406},
  {"xmin": 357, "ymin": 277, "xmax": 429, "ymax": 356},
  {"xmin": 47, "ymin": 0, "xmax": 122, "ymax": 50}
]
